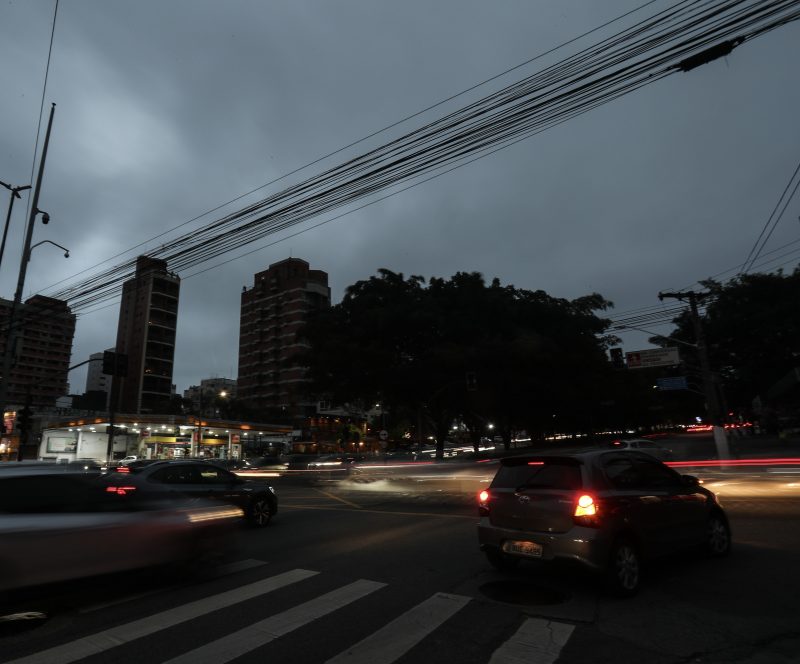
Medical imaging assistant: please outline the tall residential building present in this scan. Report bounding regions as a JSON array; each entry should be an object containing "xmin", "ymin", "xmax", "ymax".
[
  {"xmin": 238, "ymin": 258, "xmax": 330, "ymax": 419},
  {"xmin": 110, "ymin": 256, "xmax": 180, "ymax": 414},
  {"xmin": 0, "ymin": 295, "xmax": 75, "ymax": 408}
]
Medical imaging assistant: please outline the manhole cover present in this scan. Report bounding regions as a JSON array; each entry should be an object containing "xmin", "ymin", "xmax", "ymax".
[{"xmin": 479, "ymin": 580, "xmax": 569, "ymax": 606}]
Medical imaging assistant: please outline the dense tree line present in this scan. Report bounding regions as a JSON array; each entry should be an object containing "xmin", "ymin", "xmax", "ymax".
[
  {"xmin": 300, "ymin": 270, "xmax": 680, "ymax": 457},
  {"xmin": 661, "ymin": 269, "xmax": 800, "ymax": 423}
]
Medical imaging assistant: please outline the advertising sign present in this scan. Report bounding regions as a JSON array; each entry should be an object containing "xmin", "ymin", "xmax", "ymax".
[{"xmin": 625, "ymin": 347, "xmax": 680, "ymax": 369}]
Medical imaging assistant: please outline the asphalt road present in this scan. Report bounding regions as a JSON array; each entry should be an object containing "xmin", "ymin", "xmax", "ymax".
[{"xmin": 1, "ymin": 455, "xmax": 798, "ymax": 664}]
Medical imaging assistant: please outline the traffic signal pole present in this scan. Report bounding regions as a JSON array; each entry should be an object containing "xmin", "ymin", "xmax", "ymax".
[{"xmin": 658, "ymin": 290, "xmax": 730, "ymax": 460}]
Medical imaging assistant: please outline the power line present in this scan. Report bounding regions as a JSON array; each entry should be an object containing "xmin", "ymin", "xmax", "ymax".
[{"xmin": 30, "ymin": 0, "xmax": 800, "ymax": 318}]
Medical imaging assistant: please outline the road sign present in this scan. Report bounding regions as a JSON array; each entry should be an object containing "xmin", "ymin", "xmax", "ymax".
[
  {"xmin": 656, "ymin": 376, "xmax": 688, "ymax": 391},
  {"xmin": 379, "ymin": 430, "xmax": 389, "ymax": 441},
  {"xmin": 625, "ymin": 347, "xmax": 680, "ymax": 369}
]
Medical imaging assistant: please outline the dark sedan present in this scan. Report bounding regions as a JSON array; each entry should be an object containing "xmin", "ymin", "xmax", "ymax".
[
  {"xmin": 100, "ymin": 460, "xmax": 278, "ymax": 527},
  {"xmin": 477, "ymin": 448, "xmax": 731, "ymax": 596}
]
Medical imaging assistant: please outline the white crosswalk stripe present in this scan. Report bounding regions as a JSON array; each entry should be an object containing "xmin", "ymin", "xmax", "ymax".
[
  {"xmin": 326, "ymin": 592, "xmax": 471, "ymax": 664},
  {"xmin": 164, "ymin": 578, "xmax": 387, "ymax": 664},
  {"xmin": 488, "ymin": 617, "xmax": 575, "ymax": 664},
  {"xmin": 1, "ymin": 567, "xmax": 576, "ymax": 664},
  {"xmin": 4, "ymin": 568, "xmax": 318, "ymax": 664}
]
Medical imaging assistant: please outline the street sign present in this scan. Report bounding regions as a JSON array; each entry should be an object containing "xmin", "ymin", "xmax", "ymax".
[
  {"xmin": 625, "ymin": 347, "xmax": 680, "ymax": 369},
  {"xmin": 379, "ymin": 430, "xmax": 389, "ymax": 441},
  {"xmin": 656, "ymin": 376, "xmax": 688, "ymax": 391}
]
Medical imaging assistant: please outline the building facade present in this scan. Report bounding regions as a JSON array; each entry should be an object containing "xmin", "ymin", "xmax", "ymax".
[
  {"xmin": 237, "ymin": 258, "xmax": 330, "ymax": 420},
  {"xmin": 0, "ymin": 294, "xmax": 75, "ymax": 408},
  {"xmin": 110, "ymin": 256, "xmax": 180, "ymax": 414},
  {"xmin": 184, "ymin": 377, "xmax": 237, "ymax": 416}
]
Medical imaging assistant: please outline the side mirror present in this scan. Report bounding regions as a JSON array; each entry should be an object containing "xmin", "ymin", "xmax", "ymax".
[{"xmin": 681, "ymin": 474, "xmax": 700, "ymax": 486}]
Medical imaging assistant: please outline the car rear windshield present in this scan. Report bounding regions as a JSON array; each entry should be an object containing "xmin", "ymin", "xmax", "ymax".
[{"xmin": 491, "ymin": 459, "xmax": 583, "ymax": 490}]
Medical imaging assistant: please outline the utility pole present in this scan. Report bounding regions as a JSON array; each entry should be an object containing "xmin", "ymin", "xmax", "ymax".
[
  {"xmin": 0, "ymin": 104, "xmax": 57, "ymax": 451},
  {"xmin": 658, "ymin": 290, "xmax": 730, "ymax": 460}
]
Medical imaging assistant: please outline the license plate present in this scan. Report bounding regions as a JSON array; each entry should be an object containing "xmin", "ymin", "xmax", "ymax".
[{"xmin": 502, "ymin": 540, "xmax": 542, "ymax": 558}]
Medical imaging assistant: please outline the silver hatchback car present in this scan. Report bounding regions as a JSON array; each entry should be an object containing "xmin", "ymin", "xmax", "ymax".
[{"xmin": 477, "ymin": 449, "xmax": 731, "ymax": 595}]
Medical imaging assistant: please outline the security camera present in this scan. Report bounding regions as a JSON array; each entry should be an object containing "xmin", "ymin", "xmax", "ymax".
[{"xmin": 41, "ymin": 212, "xmax": 50, "ymax": 224}]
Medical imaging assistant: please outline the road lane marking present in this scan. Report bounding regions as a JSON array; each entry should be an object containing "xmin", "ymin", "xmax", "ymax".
[
  {"xmin": 326, "ymin": 592, "xmax": 471, "ymax": 664},
  {"xmin": 488, "ymin": 617, "xmax": 574, "ymax": 664},
  {"xmin": 163, "ymin": 579, "xmax": 387, "ymax": 664},
  {"xmin": 314, "ymin": 487, "xmax": 364, "ymax": 509},
  {"xmin": 5, "ymin": 569, "xmax": 318, "ymax": 664}
]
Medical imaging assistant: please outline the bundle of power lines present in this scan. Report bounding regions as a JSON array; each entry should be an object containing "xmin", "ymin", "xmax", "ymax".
[{"xmin": 39, "ymin": 0, "xmax": 800, "ymax": 316}]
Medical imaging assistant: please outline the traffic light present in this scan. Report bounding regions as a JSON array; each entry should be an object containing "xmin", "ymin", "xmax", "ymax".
[
  {"xmin": 609, "ymin": 348, "xmax": 625, "ymax": 370},
  {"xmin": 102, "ymin": 350, "xmax": 115, "ymax": 375},
  {"xmin": 16, "ymin": 406, "xmax": 33, "ymax": 433},
  {"xmin": 102, "ymin": 351, "xmax": 129, "ymax": 377}
]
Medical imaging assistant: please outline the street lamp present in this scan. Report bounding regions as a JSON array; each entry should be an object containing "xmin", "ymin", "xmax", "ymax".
[
  {"xmin": 0, "ymin": 180, "xmax": 31, "ymax": 274},
  {"xmin": 28, "ymin": 238, "xmax": 70, "ymax": 260}
]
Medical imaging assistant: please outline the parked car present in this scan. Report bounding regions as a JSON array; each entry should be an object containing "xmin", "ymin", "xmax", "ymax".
[
  {"xmin": 607, "ymin": 438, "xmax": 674, "ymax": 460},
  {"xmin": 0, "ymin": 466, "xmax": 241, "ymax": 593},
  {"xmin": 477, "ymin": 449, "xmax": 730, "ymax": 596},
  {"xmin": 98, "ymin": 460, "xmax": 277, "ymax": 527}
]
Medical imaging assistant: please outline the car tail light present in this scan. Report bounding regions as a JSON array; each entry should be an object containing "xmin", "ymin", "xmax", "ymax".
[
  {"xmin": 478, "ymin": 489, "xmax": 490, "ymax": 516},
  {"xmin": 116, "ymin": 466, "xmax": 130, "ymax": 473},
  {"xmin": 573, "ymin": 494, "xmax": 600, "ymax": 527},
  {"xmin": 105, "ymin": 485, "xmax": 137, "ymax": 496}
]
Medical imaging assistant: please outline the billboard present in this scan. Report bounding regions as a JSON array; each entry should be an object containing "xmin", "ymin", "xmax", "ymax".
[{"xmin": 625, "ymin": 347, "xmax": 680, "ymax": 369}]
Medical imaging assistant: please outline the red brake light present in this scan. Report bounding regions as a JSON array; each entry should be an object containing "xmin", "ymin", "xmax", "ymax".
[
  {"xmin": 574, "ymin": 494, "xmax": 597, "ymax": 517},
  {"xmin": 478, "ymin": 489, "xmax": 491, "ymax": 517},
  {"xmin": 116, "ymin": 466, "xmax": 130, "ymax": 473},
  {"xmin": 105, "ymin": 485, "xmax": 136, "ymax": 496},
  {"xmin": 573, "ymin": 494, "xmax": 601, "ymax": 527}
]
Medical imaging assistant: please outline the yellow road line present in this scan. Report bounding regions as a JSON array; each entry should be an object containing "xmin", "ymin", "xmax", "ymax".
[{"xmin": 313, "ymin": 487, "xmax": 363, "ymax": 509}]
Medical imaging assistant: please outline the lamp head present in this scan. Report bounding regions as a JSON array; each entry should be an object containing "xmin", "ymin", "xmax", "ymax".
[
  {"xmin": 64, "ymin": 251, "xmax": 69, "ymax": 258},
  {"xmin": 41, "ymin": 212, "xmax": 50, "ymax": 224}
]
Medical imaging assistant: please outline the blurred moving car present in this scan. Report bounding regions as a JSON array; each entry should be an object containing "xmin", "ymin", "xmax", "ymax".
[
  {"xmin": 477, "ymin": 449, "xmax": 730, "ymax": 596},
  {"xmin": 0, "ymin": 466, "xmax": 241, "ymax": 593},
  {"xmin": 607, "ymin": 438, "xmax": 674, "ymax": 460},
  {"xmin": 99, "ymin": 460, "xmax": 277, "ymax": 527},
  {"xmin": 306, "ymin": 454, "xmax": 365, "ymax": 481}
]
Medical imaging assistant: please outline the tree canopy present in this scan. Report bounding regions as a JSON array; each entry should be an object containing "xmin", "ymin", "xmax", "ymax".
[
  {"xmin": 662, "ymin": 269, "xmax": 800, "ymax": 417},
  {"xmin": 300, "ymin": 269, "xmax": 617, "ymax": 457}
]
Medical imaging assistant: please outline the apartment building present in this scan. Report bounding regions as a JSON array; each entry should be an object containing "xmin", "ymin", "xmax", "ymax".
[
  {"xmin": 0, "ymin": 294, "xmax": 75, "ymax": 408},
  {"xmin": 110, "ymin": 256, "xmax": 180, "ymax": 414},
  {"xmin": 237, "ymin": 258, "xmax": 330, "ymax": 419}
]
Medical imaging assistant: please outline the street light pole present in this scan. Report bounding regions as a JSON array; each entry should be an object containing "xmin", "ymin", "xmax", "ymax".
[{"xmin": 0, "ymin": 103, "xmax": 56, "ymax": 457}]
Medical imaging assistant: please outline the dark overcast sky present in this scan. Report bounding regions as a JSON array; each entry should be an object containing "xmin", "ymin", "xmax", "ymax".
[{"xmin": 1, "ymin": 1, "xmax": 799, "ymax": 396}]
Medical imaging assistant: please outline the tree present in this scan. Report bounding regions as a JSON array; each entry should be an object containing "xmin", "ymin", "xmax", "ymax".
[
  {"xmin": 661, "ymin": 269, "xmax": 800, "ymax": 417},
  {"xmin": 300, "ymin": 269, "xmax": 615, "ymax": 458}
]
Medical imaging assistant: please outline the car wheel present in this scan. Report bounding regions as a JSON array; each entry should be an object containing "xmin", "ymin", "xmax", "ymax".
[
  {"xmin": 485, "ymin": 549, "xmax": 520, "ymax": 572},
  {"xmin": 706, "ymin": 512, "xmax": 731, "ymax": 557},
  {"xmin": 605, "ymin": 539, "xmax": 641, "ymax": 597},
  {"xmin": 247, "ymin": 496, "xmax": 273, "ymax": 527}
]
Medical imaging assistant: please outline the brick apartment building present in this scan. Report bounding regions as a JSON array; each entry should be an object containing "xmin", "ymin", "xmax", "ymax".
[{"xmin": 237, "ymin": 258, "xmax": 330, "ymax": 420}]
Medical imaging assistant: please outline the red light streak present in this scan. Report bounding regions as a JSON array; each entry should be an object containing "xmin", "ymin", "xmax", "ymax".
[{"xmin": 666, "ymin": 458, "xmax": 800, "ymax": 468}]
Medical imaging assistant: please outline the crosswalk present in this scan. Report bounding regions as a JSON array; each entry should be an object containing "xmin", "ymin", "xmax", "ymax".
[{"xmin": 2, "ymin": 566, "xmax": 575, "ymax": 664}]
